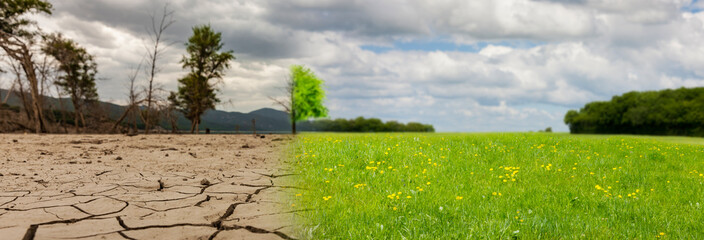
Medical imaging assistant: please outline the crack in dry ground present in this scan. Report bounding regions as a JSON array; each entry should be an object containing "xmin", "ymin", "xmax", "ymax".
[{"xmin": 0, "ymin": 134, "xmax": 299, "ymax": 240}]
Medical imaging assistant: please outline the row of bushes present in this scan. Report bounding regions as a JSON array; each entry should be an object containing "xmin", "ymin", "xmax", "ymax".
[
  {"xmin": 299, "ymin": 117, "xmax": 435, "ymax": 132},
  {"xmin": 564, "ymin": 87, "xmax": 704, "ymax": 136}
]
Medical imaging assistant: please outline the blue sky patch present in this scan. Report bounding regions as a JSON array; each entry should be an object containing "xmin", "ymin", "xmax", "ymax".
[
  {"xmin": 683, "ymin": 0, "xmax": 702, "ymax": 13},
  {"xmin": 361, "ymin": 39, "xmax": 545, "ymax": 53}
]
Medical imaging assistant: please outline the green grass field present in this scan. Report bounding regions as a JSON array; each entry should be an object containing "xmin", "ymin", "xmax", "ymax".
[{"xmin": 284, "ymin": 133, "xmax": 704, "ymax": 239}]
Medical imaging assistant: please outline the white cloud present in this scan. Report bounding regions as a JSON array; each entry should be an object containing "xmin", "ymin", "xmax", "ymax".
[{"xmin": 13, "ymin": 0, "xmax": 704, "ymax": 132}]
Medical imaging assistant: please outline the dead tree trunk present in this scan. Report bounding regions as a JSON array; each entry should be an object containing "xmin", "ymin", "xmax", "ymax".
[
  {"xmin": 71, "ymin": 97, "xmax": 80, "ymax": 133},
  {"xmin": 79, "ymin": 109, "xmax": 87, "ymax": 132},
  {"xmin": 168, "ymin": 109, "xmax": 178, "ymax": 133},
  {"xmin": 6, "ymin": 62, "xmax": 33, "ymax": 121},
  {"xmin": 195, "ymin": 118, "xmax": 200, "ymax": 134},
  {"xmin": 55, "ymin": 85, "xmax": 68, "ymax": 133},
  {"xmin": 252, "ymin": 118, "xmax": 256, "ymax": 136},
  {"xmin": 111, "ymin": 99, "xmax": 144, "ymax": 133},
  {"xmin": 111, "ymin": 105, "xmax": 133, "ymax": 133},
  {"xmin": 1, "ymin": 35, "xmax": 47, "ymax": 133},
  {"xmin": 189, "ymin": 118, "xmax": 197, "ymax": 134},
  {"xmin": 144, "ymin": 4, "xmax": 175, "ymax": 134},
  {"xmin": 20, "ymin": 48, "xmax": 46, "ymax": 133},
  {"xmin": 170, "ymin": 119, "xmax": 177, "ymax": 133},
  {"xmin": 14, "ymin": 79, "xmax": 32, "ymax": 121},
  {"xmin": 1, "ymin": 81, "xmax": 14, "ymax": 104},
  {"xmin": 291, "ymin": 109, "xmax": 296, "ymax": 135},
  {"xmin": 131, "ymin": 108, "xmax": 138, "ymax": 132}
]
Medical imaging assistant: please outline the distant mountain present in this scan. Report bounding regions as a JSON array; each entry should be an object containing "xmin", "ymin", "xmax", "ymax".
[
  {"xmin": 0, "ymin": 89, "xmax": 294, "ymax": 132},
  {"xmin": 198, "ymin": 107, "xmax": 293, "ymax": 132}
]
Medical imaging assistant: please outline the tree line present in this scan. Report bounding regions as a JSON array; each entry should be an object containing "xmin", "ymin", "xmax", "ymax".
[
  {"xmin": 564, "ymin": 87, "xmax": 704, "ymax": 136},
  {"xmin": 298, "ymin": 117, "xmax": 435, "ymax": 132}
]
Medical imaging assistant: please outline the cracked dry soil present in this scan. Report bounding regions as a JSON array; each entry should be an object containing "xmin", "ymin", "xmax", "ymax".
[{"xmin": 0, "ymin": 134, "xmax": 302, "ymax": 240}]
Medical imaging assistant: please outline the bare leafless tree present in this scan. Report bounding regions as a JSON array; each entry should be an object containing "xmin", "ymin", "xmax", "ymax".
[
  {"xmin": 142, "ymin": 3, "xmax": 175, "ymax": 134},
  {"xmin": 269, "ymin": 74, "xmax": 296, "ymax": 133},
  {"xmin": 1, "ymin": 81, "xmax": 15, "ymax": 105},
  {"xmin": 35, "ymin": 54, "xmax": 57, "ymax": 132},
  {"xmin": 0, "ymin": 58, "xmax": 15, "ymax": 104},
  {"xmin": 128, "ymin": 66, "xmax": 142, "ymax": 133},
  {"xmin": 0, "ymin": 55, "xmax": 8, "ymax": 122},
  {"xmin": 112, "ymin": 63, "xmax": 144, "ymax": 133},
  {"xmin": 0, "ymin": 36, "xmax": 48, "ymax": 133},
  {"xmin": 0, "ymin": 57, "xmax": 5, "ymax": 101},
  {"xmin": 53, "ymin": 83, "xmax": 68, "ymax": 133},
  {"xmin": 3, "ymin": 58, "xmax": 32, "ymax": 120}
]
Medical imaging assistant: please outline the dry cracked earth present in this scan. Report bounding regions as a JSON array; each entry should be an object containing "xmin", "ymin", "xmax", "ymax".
[{"xmin": 0, "ymin": 134, "xmax": 303, "ymax": 240}]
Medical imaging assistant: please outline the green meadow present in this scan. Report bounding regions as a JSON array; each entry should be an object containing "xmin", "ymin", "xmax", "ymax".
[{"xmin": 284, "ymin": 133, "xmax": 704, "ymax": 239}]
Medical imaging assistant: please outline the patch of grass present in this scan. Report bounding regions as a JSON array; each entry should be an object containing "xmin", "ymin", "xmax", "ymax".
[{"xmin": 285, "ymin": 133, "xmax": 704, "ymax": 239}]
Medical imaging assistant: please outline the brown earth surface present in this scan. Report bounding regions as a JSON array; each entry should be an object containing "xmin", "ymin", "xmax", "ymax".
[{"xmin": 0, "ymin": 134, "xmax": 302, "ymax": 240}]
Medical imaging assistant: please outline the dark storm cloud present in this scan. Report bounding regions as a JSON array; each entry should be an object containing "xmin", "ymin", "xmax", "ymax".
[
  {"xmin": 51, "ymin": 0, "xmax": 308, "ymax": 60},
  {"xmin": 53, "ymin": 1, "xmax": 157, "ymax": 35}
]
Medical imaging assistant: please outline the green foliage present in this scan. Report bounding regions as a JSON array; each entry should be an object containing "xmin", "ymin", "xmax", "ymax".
[
  {"xmin": 287, "ymin": 133, "xmax": 704, "ymax": 239},
  {"xmin": 170, "ymin": 25, "xmax": 234, "ymax": 131},
  {"xmin": 291, "ymin": 65, "xmax": 328, "ymax": 121},
  {"xmin": 171, "ymin": 74, "xmax": 216, "ymax": 123},
  {"xmin": 564, "ymin": 87, "xmax": 704, "ymax": 136},
  {"xmin": 180, "ymin": 25, "xmax": 234, "ymax": 81},
  {"xmin": 0, "ymin": 0, "xmax": 52, "ymax": 37},
  {"xmin": 42, "ymin": 33, "xmax": 99, "ymax": 104},
  {"xmin": 299, "ymin": 116, "xmax": 435, "ymax": 132}
]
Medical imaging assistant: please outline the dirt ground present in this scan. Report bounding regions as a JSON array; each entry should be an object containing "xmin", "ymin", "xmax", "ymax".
[{"xmin": 0, "ymin": 134, "xmax": 300, "ymax": 240}]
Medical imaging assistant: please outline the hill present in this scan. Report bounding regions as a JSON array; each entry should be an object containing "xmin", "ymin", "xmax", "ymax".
[{"xmin": 0, "ymin": 88, "xmax": 293, "ymax": 132}]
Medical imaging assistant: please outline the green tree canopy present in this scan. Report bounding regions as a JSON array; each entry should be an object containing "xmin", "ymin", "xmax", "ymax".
[
  {"xmin": 285, "ymin": 65, "xmax": 328, "ymax": 134},
  {"xmin": 564, "ymin": 87, "xmax": 704, "ymax": 136},
  {"xmin": 1, "ymin": 0, "xmax": 52, "ymax": 37},
  {"xmin": 170, "ymin": 24, "xmax": 234, "ymax": 133},
  {"xmin": 292, "ymin": 65, "xmax": 328, "ymax": 121},
  {"xmin": 42, "ymin": 33, "xmax": 98, "ymax": 131}
]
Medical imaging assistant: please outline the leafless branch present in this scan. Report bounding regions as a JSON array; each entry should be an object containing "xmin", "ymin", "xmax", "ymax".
[
  {"xmin": 268, "ymin": 74, "xmax": 294, "ymax": 113},
  {"xmin": 142, "ymin": 2, "xmax": 175, "ymax": 134}
]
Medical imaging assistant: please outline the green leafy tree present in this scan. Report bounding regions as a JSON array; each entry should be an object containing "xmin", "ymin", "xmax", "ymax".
[
  {"xmin": 0, "ymin": 0, "xmax": 53, "ymax": 133},
  {"xmin": 272, "ymin": 65, "xmax": 328, "ymax": 134},
  {"xmin": 42, "ymin": 33, "xmax": 98, "ymax": 132},
  {"xmin": 170, "ymin": 25, "xmax": 234, "ymax": 133},
  {"xmin": 564, "ymin": 87, "xmax": 704, "ymax": 136}
]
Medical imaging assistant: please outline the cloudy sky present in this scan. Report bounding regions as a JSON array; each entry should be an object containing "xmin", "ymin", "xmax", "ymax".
[{"xmin": 21, "ymin": 0, "xmax": 704, "ymax": 132}]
